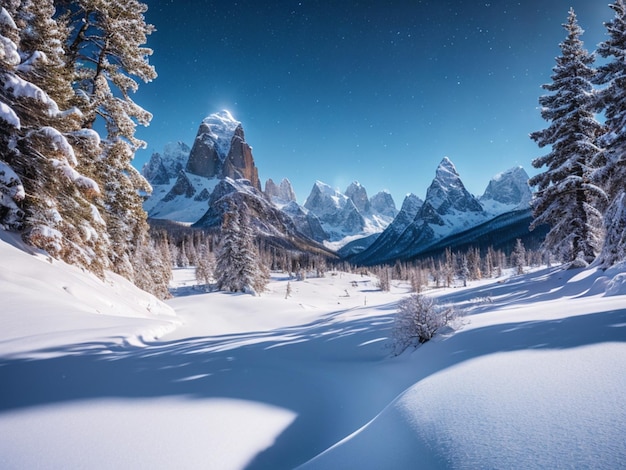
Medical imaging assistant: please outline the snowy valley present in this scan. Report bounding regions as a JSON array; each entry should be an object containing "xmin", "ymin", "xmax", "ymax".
[
  {"xmin": 1, "ymin": 229, "xmax": 625, "ymax": 469},
  {"xmin": 3, "ymin": 2, "xmax": 626, "ymax": 469}
]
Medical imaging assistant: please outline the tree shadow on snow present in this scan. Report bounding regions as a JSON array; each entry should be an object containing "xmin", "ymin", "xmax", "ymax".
[{"xmin": 1, "ymin": 272, "xmax": 626, "ymax": 469}]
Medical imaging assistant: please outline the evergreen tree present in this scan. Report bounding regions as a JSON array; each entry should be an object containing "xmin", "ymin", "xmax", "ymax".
[
  {"xmin": 215, "ymin": 202, "xmax": 268, "ymax": 295},
  {"xmin": 593, "ymin": 0, "xmax": 626, "ymax": 267},
  {"xmin": 0, "ymin": 2, "xmax": 109, "ymax": 274},
  {"xmin": 529, "ymin": 9, "xmax": 604, "ymax": 264},
  {"xmin": 56, "ymin": 0, "xmax": 157, "ymax": 281},
  {"xmin": 195, "ymin": 242, "xmax": 215, "ymax": 289},
  {"xmin": 511, "ymin": 238, "xmax": 526, "ymax": 275},
  {"xmin": 0, "ymin": 5, "xmax": 25, "ymax": 228}
]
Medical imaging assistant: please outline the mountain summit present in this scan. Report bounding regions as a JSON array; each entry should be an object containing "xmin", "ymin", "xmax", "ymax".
[
  {"xmin": 350, "ymin": 157, "xmax": 524, "ymax": 265},
  {"xmin": 185, "ymin": 110, "xmax": 261, "ymax": 190},
  {"xmin": 426, "ymin": 157, "xmax": 484, "ymax": 216},
  {"xmin": 480, "ymin": 166, "xmax": 532, "ymax": 213}
]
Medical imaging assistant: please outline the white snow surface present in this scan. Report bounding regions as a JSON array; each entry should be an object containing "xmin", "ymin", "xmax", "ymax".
[
  {"xmin": 0, "ymin": 100, "xmax": 19, "ymax": 128},
  {"xmin": 1, "ymin": 232, "xmax": 625, "ymax": 469},
  {"xmin": 3, "ymin": 74, "xmax": 59, "ymax": 115}
]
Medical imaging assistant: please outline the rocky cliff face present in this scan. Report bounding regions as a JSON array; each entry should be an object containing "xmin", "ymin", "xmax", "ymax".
[
  {"xmin": 185, "ymin": 111, "xmax": 260, "ymax": 190},
  {"xmin": 303, "ymin": 181, "xmax": 366, "ymax": 240},
  {"xmin": 425, "ymin": 157, "xmax": 483, "ymax": 215},
  {"xmin": 345, "ymin": 182, "xmax": 371, "ymax": 213},
  {"xmin": 265, "ymin": 178, "xmax": 297, "ymax": 205},
  {"xmin": 480, "ymin": 166, "xmax": 532, "ymax": 213},
  {"xmin": 142, "ymin": 141, "xmax": 191, "ymax": 185},
  {"xmin": 192, "ymin": 178, "xmax": 334, "ymax": 257},
  {"xmin": 370, "ymin": 191, "xmax": 397, "ymax": 218},
  {"xmin": 302, "ymin": 180, "xmax": 398, "ymax": 243}
]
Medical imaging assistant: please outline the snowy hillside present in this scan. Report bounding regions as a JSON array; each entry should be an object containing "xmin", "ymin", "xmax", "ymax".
[
  {"xmin": 143, "ymin": 171, "xmax": 221, "ymax": 223},
  {"xmin": 0, "ymin": 230, "xmax": 177, "ymax": 359},
  {"xmin": 1, "ymin": 232, "xmax": 625, "ymax": 469}
]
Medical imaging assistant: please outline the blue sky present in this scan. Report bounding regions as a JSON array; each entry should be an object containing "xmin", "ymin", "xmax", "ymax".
[{"xmin": 134, "ymin": 1, "xmax": 611, "ymax": 206}]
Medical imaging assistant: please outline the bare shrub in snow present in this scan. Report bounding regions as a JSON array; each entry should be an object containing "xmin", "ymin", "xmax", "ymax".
[{"xmin": 391, "ymin": 294, "xmax": 458, "ymax": 355}]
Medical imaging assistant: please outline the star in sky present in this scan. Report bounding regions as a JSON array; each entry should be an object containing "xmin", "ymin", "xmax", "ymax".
[{"xmin": 136, "ymin": 0, "xmax": 611, "ymax": 205}]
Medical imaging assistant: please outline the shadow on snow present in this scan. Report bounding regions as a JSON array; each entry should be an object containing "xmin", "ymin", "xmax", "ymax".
[{"xmin": 1, "ymin": 267, "xmax": 626, "ymax": 469}]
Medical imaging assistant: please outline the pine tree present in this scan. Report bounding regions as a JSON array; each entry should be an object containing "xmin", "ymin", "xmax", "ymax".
[
  {"xmin": 593, "ymin": 0, "xmax": 626, "ymax": 267},
  {"xmin": 195, "ymin": 243, "xmax": 215, "ymax": 289},
  {"xmin": 215, "ymin": 201, "xmax": 268, "ymax": 295},
  {"xmin": 0, "ymin": 5, "xmax": 25, "ymax": 229},
  {"xmin": 511, "ymin": 238, "xmax": 526, "ymax": 275},
  {"xmin": 529, "ymin": 9, "xmax": 604, "ymax": 265},
  {"xmin": 0, "ymin": 2, "xmax": 109, "ymax": 274},
  {"xmin": 56, "ymin": 0, "xmax": 158, "ymax": 281}
]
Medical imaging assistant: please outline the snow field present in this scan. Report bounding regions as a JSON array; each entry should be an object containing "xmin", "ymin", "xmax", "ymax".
[{"xmin": 1, "ymin": 232, "xmax": 625, "ymax": 469}]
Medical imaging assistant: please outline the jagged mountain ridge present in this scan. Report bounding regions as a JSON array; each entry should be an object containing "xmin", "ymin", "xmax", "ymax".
[
  {"xmin": 141, "ymin": 113, "xmax": 536, "ymax": 265},
  {"xmin": 190, "ymin": 178, "xmax": 334, "ymax": 257},
  {"xmin": 349, "ymin": 158, "xmax": 533, "ymax": 265},
  {"xmin": 302, "ymin": 181, "xmax": 398, "ymax": 244}
]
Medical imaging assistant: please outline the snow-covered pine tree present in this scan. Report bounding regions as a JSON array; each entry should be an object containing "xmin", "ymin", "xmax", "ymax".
[
  {"xmin": 593, "ymin": 0, "xmax": 626, "ymax": 267},
  {"xmin": 56, "ymin": 0, "xmax": 158, "ymax": 282},
  {"xmin": 529, "ymin": 9, "xmax": 605, "ymax": 265},
  {"xmin": 511, "ymin": 238, "xmax": 526, "ymax": 275},
  {"xmin": 0, "ymin": 5, "xmax": 25, "ymax": 229},
  {"xmin": 215, "ymin": 201, "xmax": 268, "ymax": 295},
  {"xmin": 0, "ymin": 2, "xmax": 109, "ymax": 274},
  {"xmin": 195, "ymin": 242, "xmax": 215, "ymax": 289}
]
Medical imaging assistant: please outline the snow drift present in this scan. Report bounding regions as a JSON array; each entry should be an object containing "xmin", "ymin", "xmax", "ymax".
[{"xmin": 1, "ymin": 230, "xmax": 625, "ymax": 469}]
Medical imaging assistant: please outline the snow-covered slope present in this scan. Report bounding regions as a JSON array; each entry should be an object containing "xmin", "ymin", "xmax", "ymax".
[
  {"xmin": 0, "ymin": 230, "xmax": 177, "ymax": 359},
  {"xmin": 143, "ymin": 170, "xmax": 220, "ymax": 223},
  {"xmin": 2, "ymin": 236, "xmax": 625, "ymax": 469},
  {"xmin": 300, "ymin": 265, "xmax": 626, "ymax": 469}
]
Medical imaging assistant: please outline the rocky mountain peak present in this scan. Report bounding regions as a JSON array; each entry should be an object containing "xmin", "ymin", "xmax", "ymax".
[
  {"xmin": 265, "ymin": 178, "xmax": 297, "ymax": 205},
  {"xmin": 425, "ymin": 157, "xmax": 483, "ymax": 215},
  {"xmin": 142, "ymin": 141, "xmax": 190, "ymax": 185},
  {"xmin": 481, "ymin": 166, "xmax": 532, "ymax": 209},
  {"xmin": 345, "ymin": 181, "xmax": 371, "ymax": 214},
  {"xmin": 185, "ymin": 110, "xmax": 260, "ymax": 190},
  {"xmin": 370, "ymin": 190, "xmax": 397, "ymax": 218}
]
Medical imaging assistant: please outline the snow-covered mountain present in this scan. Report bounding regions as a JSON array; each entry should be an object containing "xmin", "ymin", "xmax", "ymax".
[
  {"xmin": 350, "ymin": 158, "xmax": 533, "ymax": 265},
  {"xmin": 141, "ymin": 112, "xmax": 333, "ymax": 257},
  {"xmin": 191, "ymin": 177, "xmax": 328, "ymax": 254},
  {"xmin": 143, "ymin": 111, "xmax": 262, "ymax": 223},
  {"xmin": 264, "ymin": 178, "xmax": 297, "ymax": 206},
  {"xmin": 141, "ymin": 114, "xmax": 533, "ymax": 264},
  {"xmin": 342, "ymin": 193, "xmax": 424, "ymax": 260},
  {"xmin": 480, "ymin": 166, "xmax": 532, "ymax": 215},
  {"xmin": 302, "ymin": 181, "xmax": 397, "ymax": 245},
  {"xmin": 141, "ymin": 141, "xmax": 190, "ymax": 185},
  {"xmin": 186, "ymin": 110, "xmax": 261, "ymax": 190}
]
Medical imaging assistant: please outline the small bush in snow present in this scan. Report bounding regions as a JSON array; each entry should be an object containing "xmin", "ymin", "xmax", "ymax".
[{"xmin": 391, "ymin": 294, "xmax": 458, "ymax": 355}]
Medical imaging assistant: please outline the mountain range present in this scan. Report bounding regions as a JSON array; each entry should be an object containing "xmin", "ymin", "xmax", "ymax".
[{"xmin": 142, "ymin": 111, "xmax": 536, "ymax": 264}]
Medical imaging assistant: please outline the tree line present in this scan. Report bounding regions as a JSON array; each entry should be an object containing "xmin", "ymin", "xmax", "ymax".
[{"xmin": 371, "ymin": 239, "xmax": 540, "ymax": 293}]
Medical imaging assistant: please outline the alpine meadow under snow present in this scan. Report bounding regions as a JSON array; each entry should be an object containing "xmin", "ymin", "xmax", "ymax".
[{"xmin": 1, "ymin": 230, "xmax": 625, "ymax": 469}]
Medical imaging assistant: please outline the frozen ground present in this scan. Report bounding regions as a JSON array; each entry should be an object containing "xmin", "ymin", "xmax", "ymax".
[{"xmin": 1, "ymin": 230, "xmax": 625, "ymax": 469}]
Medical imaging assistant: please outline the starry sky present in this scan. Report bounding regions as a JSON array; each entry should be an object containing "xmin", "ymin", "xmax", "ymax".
[{"xmin": 134, "ymin": 0, "xmax": 611, "ymax": 206}]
